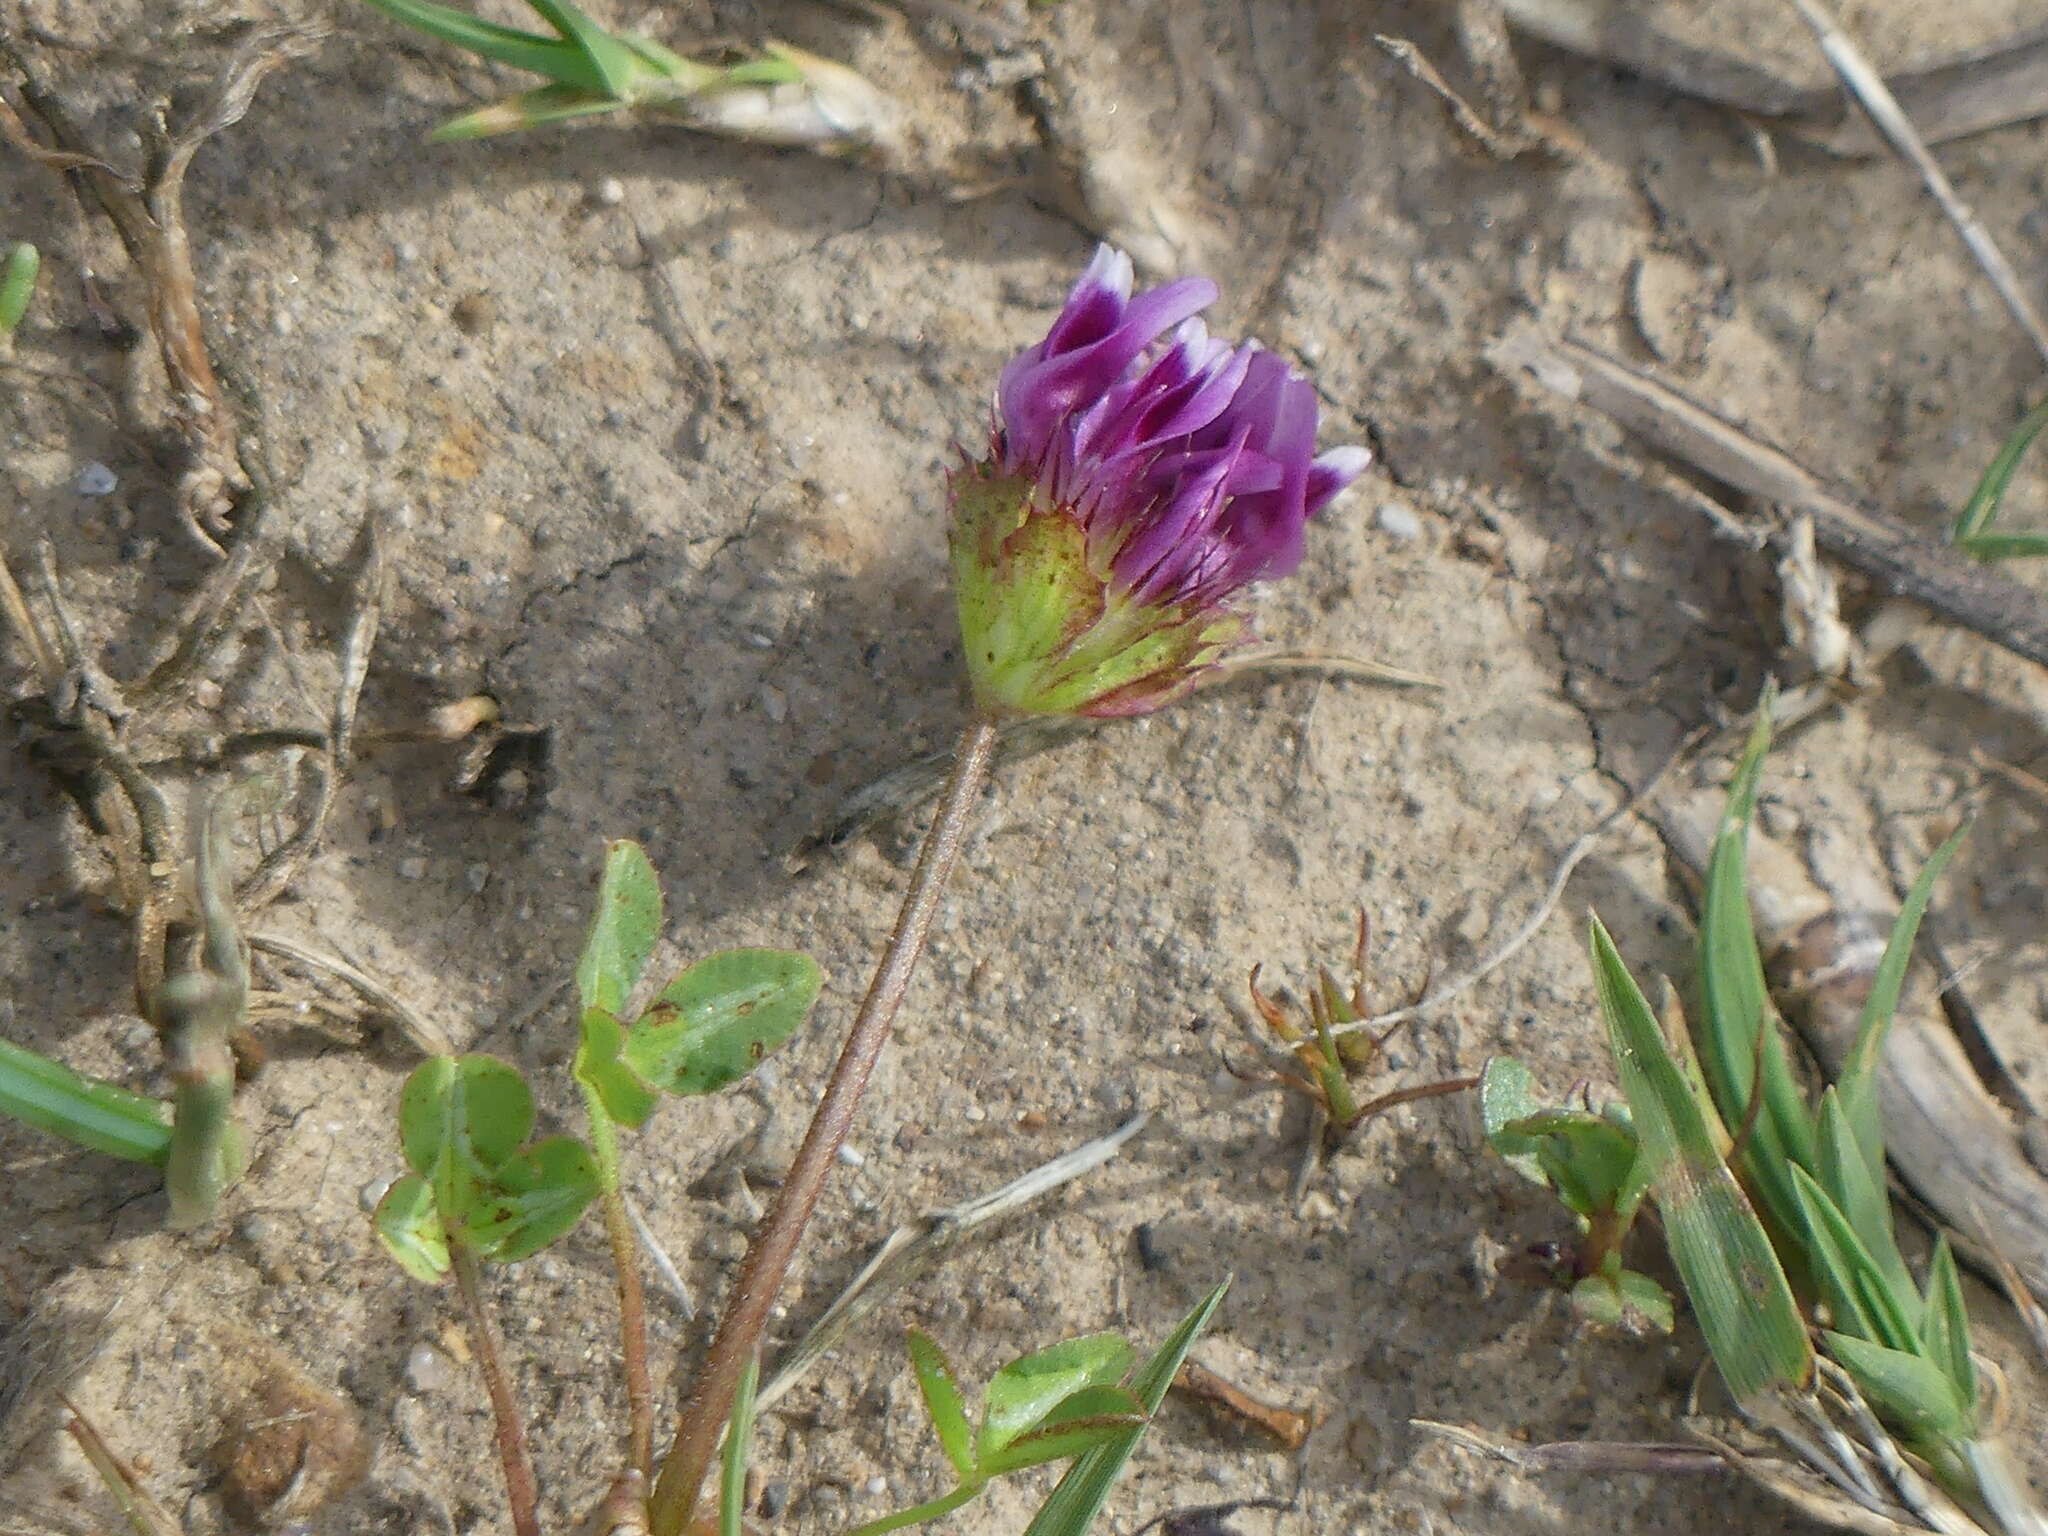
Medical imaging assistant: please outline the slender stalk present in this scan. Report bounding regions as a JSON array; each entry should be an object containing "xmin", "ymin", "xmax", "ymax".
[
  {"xmin": 450, "ymin": 1242, "xmax": 543, "ymax": 1536},
  {"xmin": 648, "ymin": 714, "xmax": 999, "ymax": 1536},
  {"xmin": 584, "ymin": 1090, "xmax": 656, "ymax": 1481}
]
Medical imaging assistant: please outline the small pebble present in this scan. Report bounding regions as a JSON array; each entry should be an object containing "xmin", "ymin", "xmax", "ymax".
[
  {"xmin": 359, "ymin": 1172, "xmax": 399, "ymax": 1213},
  {"xmin": 464, "ymin": 862, "xmax": 491, "ymax": 894},
  {"xmin": 757, "ymin": 1481, "xmax": 792, "ymax": 1520},
  {"xmin": 406, "ymin": 1344, "xmax": 458, "ymax": 1395},
  {"xmin": 1375, "ymin": 501, "xmax": 1422, "ymax": 541},
  {"xmin": 364, "ymin": 420, "xmax": 409, "ymax": 460},
  {"xmin": 595, "ymin": 176, "xmax": 626, "ymax": 206},
  {"xmin": 398, "ymin": 856, "xmax": 429, "ymax": 880},
  {"xmin": 75, "ymin": 461, "xmax": 118, "ymax": 497},
  {"xmin": 835, "ymin": 1144, "xmax": 865, "ymax": 1168},
  {"xmin": 236, "ymin": 1212, "xmax": 278, "ymax": 1246},
  {"xmin": 863, "ymin": 1478, "xmax": 887, "ymax": 1498}
]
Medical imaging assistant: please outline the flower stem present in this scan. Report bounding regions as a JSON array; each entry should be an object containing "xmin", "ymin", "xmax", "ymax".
[
  {"xmin": 450, "ymin": 1241, "xmax": 543, "ymax": 1536},
  {"xmin": 648, "ymin": 713, "xmax": 1000, "ymax": 1536}
]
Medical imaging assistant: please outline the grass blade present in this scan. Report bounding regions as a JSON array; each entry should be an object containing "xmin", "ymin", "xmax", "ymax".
[
  {"xmin": 1694, "ymin": 705, "xmax": 1816, "ymax": 1239},
  {"xmin": 1953, "ymin": 395, "xmax": 2048, "ymax": 545},
  {"xmin": 523, "ymin": 0, "xmax": 642, "ymax": 100},
  {"xmin": 1592, "ymin": 917, "xmax": 1811, "ymax": 1403},
  {"xmin": 361, "ymin": 0, "xmax": 610, "ymax": 91},
  {"xmin": 1822, "ymin": 1331, "xmax": 1973, "ymax": 1443},
  {"xmin": 1832, "ymin": 827, "xmax": 1964, "ymax": 1170},
  {"xmin": 1787, "ymin": 1164, "xmax": 1919, "ymax": 1357},
  {"xmin": 1956, "ymin": 531, "xmax": 2048, "ymax": 562},
  {"xmin": 719, "ymin": 1354, "xmax": 758, "ymax": 1536},
  {"xmin": 1020, "ymin": 1280, "xmax": 1229, "ymax": 1536},
  {"xmin": 0, "ymin": 1036, "xmax": 173, "ymax": 1164},
  {"xmin": 1920, "ymin": 1237, "xmax": 1975, "ymax": 1414},
  {"xmin": 1812, "ymin": 1090, "xmax": 1916, "ymax": 1321}
]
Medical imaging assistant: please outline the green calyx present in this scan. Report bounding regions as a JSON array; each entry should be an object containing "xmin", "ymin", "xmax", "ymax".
[{"xmin": 948, "ymin": 472, "xmax": 1240, "ymax": 718}]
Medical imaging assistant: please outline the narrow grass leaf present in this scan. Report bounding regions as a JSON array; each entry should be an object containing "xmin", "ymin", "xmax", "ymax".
[
  {"xmin": 1695, "ymin": 707, "xmax": 1815, "ymax": 1237},
  {"xmin": 1787, "ymin": 1164, "xmax": 1918, "ymax": 1356},
  {"xmin": 907, "ymin": 1328, "xmax": 975, "ymax": 1478},
  {"xmin": 1834, "ymin": 828, "xmax": 1965, "ymax": 1171},
  {"xmin": 1593, "ymin": 917, "xmax": 1811, "ymax": 1402},
  {"xmin": 575, "ymin": 840, "xmax": 663, "ymax": 1017},
  {"xmin": 1920, "ymin": 1238, "xmax": 1976, "ymax": 1412},
  {"xmin": 1953, "ymin": 395, "xmax": 2048, "ymax": 545},
  {"xmin": 978, "ymin": 1390, "xmax": 1146, "ymax": 1477},
  {"xmin": 720, "ymin": 1354, "xmax": 759, "ymax": 1536},
  {"xmin": 1956, "ymin": 531, "xmax": 2048, "ymax": 561},
  {"xmin": 1822, "ymin": 1331, "xmax": 1974, "ymax": 1443},
  {"xmin": 361, "ymin": 0, "xmax": 609, "ymax": 90},
  {"xmin": 845, "ymin": 1485, "xmax": 981, "ymax": 1536},
  {"xmin": 0, "ymin": 1037, "xmax": 172, "ymax": 1164},
  {"xmin": 523, "ymin": 0, "xmax": 642, "ymax": 100},
  {"xmin": 1813, "ymin": 1090, "xmax": 1915, "ymax": 1321},
  {"xmin": 1021, "ymin": 1280, "xmax": 1229, "ymax": 1536},
  {"xmin": 432, "ymin": 84, "xmax": 624, "ymax": 139}
]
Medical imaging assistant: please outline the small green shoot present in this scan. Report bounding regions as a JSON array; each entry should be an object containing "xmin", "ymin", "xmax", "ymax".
[
  {"xmin": 1242, "ymin": 918, "xmax": 1476, "ymax": 1157},
  {"xmin": 361, "ymin": 0, "xmax": 896, "ymax": 154},
  {"xmin": 1951, "ymin": 396, "xmax": 2048, "ymax": 562},
  {"xmin": 0, "ymin": 242, "xmax": 38, "ymax": 340},
  {"xmin": 1021, "ymin": 1281, "xmax": 1231, "ymax": 1536},
  {"xmin": 851, "ymin": 1331, "xmax": 1145, "ymax": 1535},
  {"xmin": 1480, "ymin": 1057, "xmax": 1669, "ymax": 1333},
  {"xmin": 852, "ymin": 1282, "xmax": 1229, "ymax": 1536}
]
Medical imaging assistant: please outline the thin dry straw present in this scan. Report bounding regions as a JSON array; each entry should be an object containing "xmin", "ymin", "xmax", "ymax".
[{"xmin": 1788, "ymin": 0, "xmax": 2048, "ymax": 369}]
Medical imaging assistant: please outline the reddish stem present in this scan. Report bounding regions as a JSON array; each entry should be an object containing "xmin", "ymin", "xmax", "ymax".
[
  {"xmin": 648, "ymin": 714, "xmax": 999, "ymax": 1535},
  {"xmin": 451, "ymin": 1242, "xmax": 543, "ymax": 1536}
]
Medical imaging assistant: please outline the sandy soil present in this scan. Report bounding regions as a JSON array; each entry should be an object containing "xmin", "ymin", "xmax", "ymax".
[{"xmin": 5, "ymin": 1, "xmax": 2048, "ymax": 1532}]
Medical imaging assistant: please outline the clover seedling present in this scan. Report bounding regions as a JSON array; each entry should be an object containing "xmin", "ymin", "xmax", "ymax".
[
  {"xmin": 374, "ymin": 1054, "xmax": 599, "ymax": 1279},
  {"xmin": 1480, "ymin": 1056, "xmax": 1669, "ymax": 1333},
  {"xmin": 371, "ymin": 838, "xmax": 821, "ymax": 1525}
]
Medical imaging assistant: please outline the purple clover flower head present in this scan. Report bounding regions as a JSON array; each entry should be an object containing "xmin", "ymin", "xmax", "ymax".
[{"xmin": 951, "ymin": 246, "xmax": 1369, "ymax": 718}]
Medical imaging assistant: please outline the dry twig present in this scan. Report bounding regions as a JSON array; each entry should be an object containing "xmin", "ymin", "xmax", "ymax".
[
  {"xmin": 1785, "ymin": 0, "xmax": 2048, "ymax": 368},
  {"xmin": 1489, "ymin": 328, "xmax": 2048, "ymax": 671}
]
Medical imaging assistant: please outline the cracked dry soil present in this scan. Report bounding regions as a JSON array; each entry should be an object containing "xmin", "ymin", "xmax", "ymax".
[{"xmin": 5, "ymin": 1, "xmax": 2048, "ymax": 1532}]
